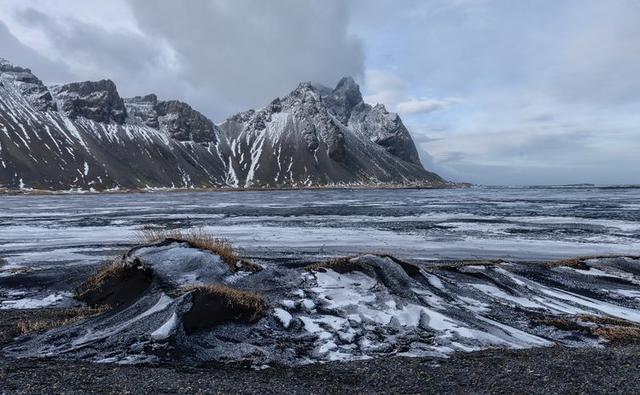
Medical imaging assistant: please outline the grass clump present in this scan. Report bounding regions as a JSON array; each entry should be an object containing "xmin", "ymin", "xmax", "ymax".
[
  {"xmin": 305, "ymin": 256, "xmax": 358, "ymax": 273},
  {"xmin": 533, "ymin": 313, "xmax": 640, "ymax": 345},
  {"xmin": 136, "ymin": 227, "xmax": 258, "ymax": 272},
  {"xmin": 17, "ymin": 307, "xmax": 109, "ymax": 335},
  {"xmin": 593, "ymin": 326, "xmax": 640, "ymax": 344},
  {"xmin": 76, "ymin": 259, "xmax": 153, "ymax": 308},
  {"xmin": 545, "ymin": 257, "xmax": 591, "ymax": 270},
  {"xmin": 545, "ymin": 255, "xmax": 640, "ymax": 270},
  {"xmin": 181, "ymin": 285, "xmax": 269, "ymax": 333}
]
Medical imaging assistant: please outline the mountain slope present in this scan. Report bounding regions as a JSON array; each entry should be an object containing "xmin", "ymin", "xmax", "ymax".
[{"xmin": 0, "ymin": 59, "xmax": 444, "ymax": 190}]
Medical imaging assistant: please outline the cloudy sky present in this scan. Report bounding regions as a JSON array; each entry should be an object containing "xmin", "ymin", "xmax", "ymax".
[{"xmin": 1, "ymin": 0, "xmax": 638, "ymax": 185}]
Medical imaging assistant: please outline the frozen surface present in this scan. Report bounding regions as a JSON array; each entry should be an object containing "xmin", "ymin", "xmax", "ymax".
[{"xmin": 0, "ymin": 186, "xmax": 638, "ymax": 275}]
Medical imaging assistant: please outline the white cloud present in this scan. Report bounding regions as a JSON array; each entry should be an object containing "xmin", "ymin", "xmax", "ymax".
[
  {"xmin": 363, "ymin": 70, "xmax": 460, "ymax": 115},
  {"xmin": 397, "ymin": 98, "xmax": 460, "ymax": 114}
]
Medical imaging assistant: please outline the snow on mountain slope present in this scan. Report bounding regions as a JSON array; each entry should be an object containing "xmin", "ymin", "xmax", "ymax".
[{"xmin": 0, "ymin": 59, "xmax": 444, "ymax": 190}]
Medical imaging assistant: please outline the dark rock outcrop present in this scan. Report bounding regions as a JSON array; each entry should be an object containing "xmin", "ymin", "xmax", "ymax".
[
  {"xmin": 0, "ymin": 58, "xmax": 56, "ymax": 112},
  {"xmin": 124, "ymin": 95, "xmax": 218, "ymax": 143},
  {"xmin": 50, "ymin": 79, "xmax": 127, "ymax": 124}
]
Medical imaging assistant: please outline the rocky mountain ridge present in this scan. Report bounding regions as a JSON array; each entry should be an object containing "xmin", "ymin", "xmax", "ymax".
[{"xmin": 0, "ymin": 58, "xmax": 445, "ymax": 190}]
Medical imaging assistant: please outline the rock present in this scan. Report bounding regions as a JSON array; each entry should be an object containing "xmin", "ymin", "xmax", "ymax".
[
  {"xmin": 0, "ymin": 58, "xmax": 56, "ymax": 112},
  {"xmin": 124, "ymin": 94, "xmax": 159, "ymax": 128},
  {"xmin": 323, "ymin": 76, "xmax": 364, "ymax": 125},
  {"xmin": 155, "ymin": 101, "xmax": 218, "ymax": 143},
  {"xmin": 50, "ymin": 79, "xmax": 127, "ymax": 124},
  {"xmin": 349, "ymin": 103, "xmax": 422, "ymax": 165}
]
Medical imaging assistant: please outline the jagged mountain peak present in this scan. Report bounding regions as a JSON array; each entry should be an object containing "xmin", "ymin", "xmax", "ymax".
[
  {"xmin": 50, "ymin": 79, "xmax": 127, "ymax": 124},
  {"xmin": 323, "ymin": 76, "xmax": 364, "ymax": 124},
  {"xmin": 0, "ymin": 59, "xmax": 444, "ymax": 190},
  {"xmin": 0, "ymin": 58, "xmax": 57, "ymax": 112}
]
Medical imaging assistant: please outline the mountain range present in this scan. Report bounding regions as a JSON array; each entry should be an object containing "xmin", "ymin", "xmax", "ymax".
[{"xmin": 0, "ymin": 58, "xmax": 444, "ymax": 191}]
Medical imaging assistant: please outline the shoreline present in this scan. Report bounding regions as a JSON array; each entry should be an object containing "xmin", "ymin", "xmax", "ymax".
[{"xmin": 0, "ymin": 182, "xmax": 472, "ymax": 197}]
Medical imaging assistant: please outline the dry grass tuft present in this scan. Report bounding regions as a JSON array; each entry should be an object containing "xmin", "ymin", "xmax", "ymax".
[
  {"xmin": 76, "ymin": 259, "xmax": 153, "ymax": 308},
  {"xmin": 304, "ymin": 256, "xmax": 358, "ymax": 273},
  {"xmin": 428, "ymin": 259, "xmax": 505, "ymax": 270},
  {"xmin": 180, "ymin": 285, "xmax": 269, "ymax": 333},
  {"xmin": 183, "ymin": 284, "xmax": 268, "ymax": 320},
  {"xmin": 545, "ymin": 255, "xmax": 640, "ymax": 270},
  {"xmin": 76, "ymin": 261, "xmax": 128, "ymax": 299},
  {"xmin": 577, "ymin": 314, "xmax": 634, "ymax": 327},
  {"xmin": 17, "ymin": 306, "xmax": 109, "ymax": 335},
  {"xmin": 593, "ymin": 326, "xmax": 640, "ymax": 344},
  {"xmin": 136, "ymin": 227, "xmax": 243, "ymax": 271},
  {"xmin": 533, "ymin": 313, "xmax": 640, "ymax": 345},
  {"xmin": 545, "ymin": 257, "xmax": 591, "ymax": 270},
  {"xmin": 533, "ymin": 316, "xmax": 585, "ymax": 332}
]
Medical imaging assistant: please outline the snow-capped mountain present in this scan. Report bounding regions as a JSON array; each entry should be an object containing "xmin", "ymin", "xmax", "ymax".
[{"xmin": 0, "ymin": 58, "xmax": 444, "ymax": 190}]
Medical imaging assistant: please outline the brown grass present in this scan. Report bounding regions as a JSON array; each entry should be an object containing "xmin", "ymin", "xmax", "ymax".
[
  {"xmin": 304, "ymin": 256, "xmax": 358, "ymax": 273},
  {"xmin": 545, "ymin": 255, "xmax": 640, "ymax": 270},
  {"xmin": 182, "ymin": 284, "xmax": 268, "ymax": 320},
  {"xmin": 545, "ymin": 257, "xmax": 591, "ymax": 270},
  {"xmin": 17, "ymin": 306, "xmax": 109, "ymax": 335},
  {"xmin": 577, "ymin": 314, "xmax": 634, "ymax": 327},
  {"xmin": 428, "ymin": 259, "xmax": 505, "ymax": 270},
  {"xmin": 76, "ymin": 260, "xmax": 128, "ymax": 299},
  {"xmin": 136, "ymin": 227, "xmax": 241, "ymax": 270},
  {"xmin": 533, "ymin": 314, "xmax": 640, "ymax": 345},
  {"xmin": 593, "ymin": 326, "xmax": 640, "ymax": 344},
  {"xmin": 76, "ymin": 259, "xmax": 153, "ymax": 308},
  {"xmin": 180, "ymin": 285, "xmax": 269, "ymax": 333},
  {"xmin": 533, "ymin": 316, "xmax": 585, "ymax": 332}
]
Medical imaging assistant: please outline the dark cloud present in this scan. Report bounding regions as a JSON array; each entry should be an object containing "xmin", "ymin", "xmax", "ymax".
[
  {"xmin": 0, "ymin": 20, "xmax": 73, "ymax": 82},
  {"xmin": 13, "ymin": 8, "xmax": 183, "ymax": 101},
  {"xmin": 4, "ymin": 1, "xmax": 364, "ymax": 120},
  {"xmin": 125, "ymin": 0, "xmax": 365, "ymax": 117}
]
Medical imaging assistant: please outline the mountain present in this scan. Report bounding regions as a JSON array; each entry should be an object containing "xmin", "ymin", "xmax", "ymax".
[{"xmin": 0, "ymin": 58, "xmax": 445, "ymax": 191}]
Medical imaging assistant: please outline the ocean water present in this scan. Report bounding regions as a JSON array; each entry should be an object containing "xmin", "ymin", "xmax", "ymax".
[{"xmin": 0, "ymin": 186, "xmax": 639, "ymax": 270}]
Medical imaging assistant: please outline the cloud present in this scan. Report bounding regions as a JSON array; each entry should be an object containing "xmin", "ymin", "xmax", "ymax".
[
  {"xmin": 396, "ymin": 98, "xmax": 460, "ymax": 114},
  {"xmin": 0, "ymin": 0, "xmax": 365, "ymax": 119},
  {"xmin": 363, "ymin": 70, "xmax": 460, "ymax": 115},
  {"xmin": 0, "ymin": 20, "xmax": 73, "ymax": 83},
  {"xmin": 125, "ymin": 0, "xmax": 364, "ymax": 117}
]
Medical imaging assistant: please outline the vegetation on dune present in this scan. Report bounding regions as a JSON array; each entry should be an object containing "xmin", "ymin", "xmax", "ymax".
[
  {"xmin": 76, "ymin": 258, "xmax": 153, "ymax": 308},
  {"xmin": 545, "ymin": 255, "xmax": 640, "ymax": 270},
  {"xmin": 534, "ymin": 314, "xmax": 640, "ymax": 345},
  {"xmin": 304, "ymin": 256, "xmax": 359, "ymax": 273},
  {"xmin": 136, "ymin": 227, "xmax": 260, "ymax": 272},
  {"xmin": 17, "ymin": 307, "xmax": 109, "ymax": 335},
  {"xmin": 180, "ymin": 284, "xmax": 269, "ymax": 333}
]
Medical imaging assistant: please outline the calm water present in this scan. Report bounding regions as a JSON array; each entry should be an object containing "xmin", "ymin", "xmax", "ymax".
[{"xmin": 1, "ymin": 186, "xmax": 639, "ymax": 270}]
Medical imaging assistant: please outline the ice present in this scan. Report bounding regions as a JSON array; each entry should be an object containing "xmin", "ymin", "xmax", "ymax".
[
  {"xmin": 273, "ymin": 308, "xmax": 293, "ymax": 328},
  {"xmin": 0, "ymin": 292, "xmax": 73, "ymax": 309},
  {"xmin": 151, "ymin": 312, "xmax": 178, "ymax": 340}
]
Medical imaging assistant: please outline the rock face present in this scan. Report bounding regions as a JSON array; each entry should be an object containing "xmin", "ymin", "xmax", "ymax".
[
  {"xmin": 0, "ymin": 58, "xmax": 445, "ymax": 190},
  {"xmin": 124, "ymin": 95, "xmax": 219, "ymax": 143},
  {"xmin": 0, "ymin": 58, "xmax": 56, "ymax": 112},
  {"xmin": 50, "ymin": 80, "xmax": 127, "ymax": 124}
]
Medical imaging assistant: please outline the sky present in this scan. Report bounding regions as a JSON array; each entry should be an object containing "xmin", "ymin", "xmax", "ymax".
[{"xmin": 0, "ymin": 0, "xmax": 638, "ymax": 185}]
